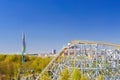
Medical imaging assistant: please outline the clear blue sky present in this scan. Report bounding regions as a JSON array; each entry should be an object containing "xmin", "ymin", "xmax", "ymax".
[{"xmin": 0, "ymin": 0, "xmax": 120, "ymax": 53}]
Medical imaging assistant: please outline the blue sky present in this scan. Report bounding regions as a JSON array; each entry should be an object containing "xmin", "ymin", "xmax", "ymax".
[{"xmin": 0, "ymin": 0, "xmax": 120, "ymax": 53}]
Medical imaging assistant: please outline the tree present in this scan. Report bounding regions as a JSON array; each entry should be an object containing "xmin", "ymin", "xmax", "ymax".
[
  {"xmin": 71, "ymin": 68, "xmax": 81, "ymax": 80},
  {"xmin": 58, "ymin": 68, "xmax": 70, "ymax": 80},
  {"xmin": 80, "ymin": 74, "xmax": 90, "ymax": 80},
  {"xmin": 97, "ymin": 75, "xmax": 103, "ymax": 80},
  {"xmin": 6, "ymin": 62, "xmax": 14, "ymax": 79},
  {"xmin": 0, "ymin": 55, "xmax": 52, "ymax": 79},
  {"xmin": 0, "ymin": 61, "xmax": 7, "ymax": 77},
  {"xmin": 40, "ymin": 72, "xmax": 51, "ymax": 80},
  {"xmin": 0, "ymin": 54, "xmax": 6, "ymax": 61}
]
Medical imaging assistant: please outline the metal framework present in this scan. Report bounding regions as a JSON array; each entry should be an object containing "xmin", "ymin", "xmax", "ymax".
[
  {"xmin": 37, "ymin": 40, "xmax": 120, "ymax": 80},
  {"xmin": 21, "ymin": 40, "xmax": 120, "ymax": 80}
]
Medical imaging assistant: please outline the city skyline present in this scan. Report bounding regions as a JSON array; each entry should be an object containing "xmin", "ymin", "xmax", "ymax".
[{"xmin": 0, "ymin": 0, "xmax": 120, "ymax": 53}]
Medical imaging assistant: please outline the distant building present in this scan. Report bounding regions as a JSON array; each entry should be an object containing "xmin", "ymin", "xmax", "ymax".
[
  {"xmin": 52, "ymin": 49, "xmax": 56, "ymax": 54},
  {"xmin": 28, "ymin": 53, "xmax": 38, "ymax": 56},
  {"xmin": 38, "ymin": 52, "xmax": 57, "ymax": 58},
  {"xmin": 38, "ymin": 53, "xmax": 48, "ymax": 58}
]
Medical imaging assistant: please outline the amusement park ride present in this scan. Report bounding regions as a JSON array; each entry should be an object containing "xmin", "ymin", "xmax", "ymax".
[
  {"xmin": 21, "ymin": 39, "xmax": 120, "ymax": 80},
  {"xmin": 38, "ymin": 40, "xmax": 120, "ymax": 80}
]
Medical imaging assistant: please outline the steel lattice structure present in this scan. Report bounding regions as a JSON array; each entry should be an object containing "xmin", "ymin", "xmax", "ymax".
[{"xmin": 37, "ymin": 40, "xmax": 120, "ymax": 80}]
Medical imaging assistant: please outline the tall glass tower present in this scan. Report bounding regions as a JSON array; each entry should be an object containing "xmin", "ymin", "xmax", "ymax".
[{"xmin": 22, "ymin": 32, "xmax": 26, "ymax": 63}]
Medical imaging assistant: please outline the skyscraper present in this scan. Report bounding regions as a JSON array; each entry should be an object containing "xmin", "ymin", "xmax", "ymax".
[
  {"xmin": 22, "ymin": 32, "xmax": 26, "ymax": 63},
  {"xmin": 52, "ymin": 49, "xmax": 56, "ymax": 54}
]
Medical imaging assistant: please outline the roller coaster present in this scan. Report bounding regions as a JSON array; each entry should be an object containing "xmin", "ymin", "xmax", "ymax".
[{"xmin": 22, "ymin": 40, "xmax": 120, "ymax": 80}]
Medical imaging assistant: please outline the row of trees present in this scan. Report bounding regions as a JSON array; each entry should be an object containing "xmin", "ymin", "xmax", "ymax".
[
  {"xmin": 40, "ymin": 68, "xmax": 103, "ymax": 80},
  {"xmin": 0, "ymin": 54, "xmax": 52, "ymax": 80},
  {"xmin": 58, "ymin": 68, "xmax": 103, "ymax": 80}
]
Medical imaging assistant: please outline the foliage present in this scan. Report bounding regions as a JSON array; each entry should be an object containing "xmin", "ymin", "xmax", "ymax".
[
  {"xmin": 58, "ymin": 68, "xmax": 70, "ymax": 80},
  {"xmin": 71, "ymin": 68, "xmax": 81, "ymax": 80},
  {"xmin": 57, "ymin": 68, "xmax": 91, "ymax": 80},
  {"xmin": 0, "ymin": 54, "xmax": 52, "ymax": 79},
  {"xmin": 97, "ymin": 75, "xmax": 103, "ymax": 80},
  {"xmin": 40, "ymin": 72, "xmax": 51, "ymax": 80},
  {"xmin": 80, "ymin": 74, "xmax": 90, "ymax": 80},
  {"xmin": 0, "ymin": 54, "xmax": 6, "ymax": 61}
]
